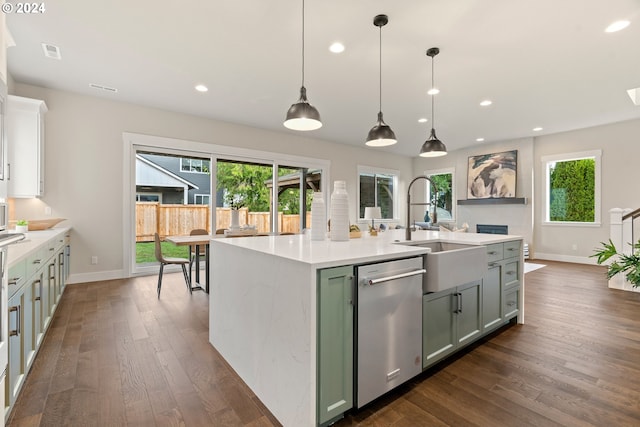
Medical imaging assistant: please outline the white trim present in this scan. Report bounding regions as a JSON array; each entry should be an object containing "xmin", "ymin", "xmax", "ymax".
[
  {"xmin": 533, "ymin": 252, "xmax": 598, "ymax": 265},
  {"xmin": 541, "ymin": 149, "xmax": 601, "ymax": 225},
  {"xmin": 424, "ymin": 167, "xmax": 456, "ymax": 222},
  {"xmin": 67, "ymin": 269, "xmax": 125, "ymax": 284}
]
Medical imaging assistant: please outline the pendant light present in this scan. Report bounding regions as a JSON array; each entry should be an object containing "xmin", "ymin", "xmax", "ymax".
[
  {"xmin": 420, "ymin": 47, "xmax": 447, "ymax": 157},
  {"xmin": 284, "ymin": 0, "xmax": 322, "ymax": 131},
  {"xmin": 365, "ymin": 14, "xmax": 397, "ymax": 147}
]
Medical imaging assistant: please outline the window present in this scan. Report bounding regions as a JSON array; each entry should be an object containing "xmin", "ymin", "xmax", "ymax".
[
  {"xmin": 425, "ymin": 168, "xmax": 455, "ymax": 222},
  {"xmin": 358, "ymin": 166, "xmax": 398, "ymax": 220},
  {"xmin": 542, "ymin": 150, "xmax": 601, "ymax": 225},
  {"xmin": 181, "ymin": 157, "xmax": 210, "ymax": 173},
  {"xmin": 136, "ymin": 193, "xmax": 160, "ymax": 202},
  {"xmin": 194, "ymin": 194, "xmax": 210, "ymax": 205}
]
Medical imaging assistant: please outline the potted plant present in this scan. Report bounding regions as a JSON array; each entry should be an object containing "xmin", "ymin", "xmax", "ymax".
[
  {"xmin": 592, "ymin": 239, "xmax": 640, "ymax": 287},
  {"xmin": 15, "ymin": 220, "xmax": 29, "ymax": 233},
  {"xmin": 227, "ymin": 196, "xmax": 245, "ymax": 229}
]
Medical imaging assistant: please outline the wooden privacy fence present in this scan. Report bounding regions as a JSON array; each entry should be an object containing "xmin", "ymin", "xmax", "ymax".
[{"xmin": 136, "ymin": 202, "xmax": 311, "ymax": 241}]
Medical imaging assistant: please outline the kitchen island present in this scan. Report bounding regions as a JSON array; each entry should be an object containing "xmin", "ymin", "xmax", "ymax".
[{"xmin": 209, "ymin": 229, "xmax": 524, "ymax": 426}]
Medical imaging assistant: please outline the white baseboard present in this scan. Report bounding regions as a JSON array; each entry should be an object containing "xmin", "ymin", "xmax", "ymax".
[
  {"xmin": 533, "ymin": 253, "xmax": 599, "ymax": 265},
  {"xmin": 67, "ymin": 269, "xmax": 126, "ymax": 284}
]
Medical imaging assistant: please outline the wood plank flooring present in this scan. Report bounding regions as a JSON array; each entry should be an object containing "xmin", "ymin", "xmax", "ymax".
[{"xmin": 7, "ymin": 261, "xmax": 640, "ymax": 426}]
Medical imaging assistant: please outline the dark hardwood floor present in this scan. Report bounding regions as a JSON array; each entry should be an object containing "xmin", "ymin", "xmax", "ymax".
[{"xmin": 7, "ymin": 261, "xmax": 640, "ymax": 426}]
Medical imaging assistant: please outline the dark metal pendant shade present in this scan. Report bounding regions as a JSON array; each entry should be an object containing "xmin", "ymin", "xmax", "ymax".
[
  {"xmin": 420, "ymin": 128, "xmax": 447, "ymax": 157},
  {"xmin": 419, "ymin": 47, "xmax": 447, "ymax": 157},
  {"xmin": 366, "ymin": 111, "xmax": 397, "ymax": 147},
  {"xmin": 365, "ymin": 14, "xmax": 397, "ymax": 147},
  {"xmin": 284, "ymin": 0, "xmax": 322, "ymax": 132},
  {"xmin": 284, "ymin": 86, "xmax": 322, "ymax": 131}
]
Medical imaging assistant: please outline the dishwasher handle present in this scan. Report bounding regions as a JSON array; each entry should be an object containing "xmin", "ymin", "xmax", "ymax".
[{"xmin": 365, "ymin": 268, "xmax": 426, "ymax": 286}]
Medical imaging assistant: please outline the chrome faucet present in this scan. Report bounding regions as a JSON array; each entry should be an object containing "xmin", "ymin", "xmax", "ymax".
[{"xmin": 406, "ymin": 175, "xmax": 439, "ymax": 241}]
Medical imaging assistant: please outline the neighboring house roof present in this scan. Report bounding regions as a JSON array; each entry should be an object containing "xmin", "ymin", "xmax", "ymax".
[{"xmin": 136, "ymin": 154, "xmax": 199, "ymax": 190}]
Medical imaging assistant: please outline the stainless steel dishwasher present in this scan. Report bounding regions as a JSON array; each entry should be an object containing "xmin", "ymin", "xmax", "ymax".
[{"xmin": 356, "ymin": 256, "xmax": 425, "ymax": 408}]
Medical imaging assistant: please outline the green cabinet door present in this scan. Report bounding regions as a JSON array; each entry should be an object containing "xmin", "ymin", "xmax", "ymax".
[
  {"xmin": 422, "ymin": 289, "xmax": 456, "ymax": 368},
  {"xmin": 7, "ymin": 291, "xmax": 24, "ymax": 409},
  {"xmin": 456, "ymin": 280, "xmax": 482, "ymax": 347},
  {"xmin": 483, "ymin": 263, "xmax": 503, "ymax": 332},
  {"xmin": 317, "ymin": 266, "xmax": 354, "ymax": 426}
]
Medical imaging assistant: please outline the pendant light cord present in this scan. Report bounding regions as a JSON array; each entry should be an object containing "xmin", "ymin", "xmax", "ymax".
[
  {"xmin": 378, "ymin": 24, "xmax": 382, "ymax": 114},
  {"xmin": 431, "ymin": 54, "xmax": 435, "ymax": 129},
  {"xmin": 301, "ymin": 0, "xmax": 305, "ymax": 87}
]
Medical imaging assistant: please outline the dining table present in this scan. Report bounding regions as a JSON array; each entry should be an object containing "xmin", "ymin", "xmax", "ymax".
[{"xmin": 165, "ymin": 234, "xmax": 213, "ymax": 293}]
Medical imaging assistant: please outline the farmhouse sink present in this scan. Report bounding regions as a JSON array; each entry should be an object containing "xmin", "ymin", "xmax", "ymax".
[{"xmin": 402, "ymin": 241, "xmax": 487, "ymax": 292}]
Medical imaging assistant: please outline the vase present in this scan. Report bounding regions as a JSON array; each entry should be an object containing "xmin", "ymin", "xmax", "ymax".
[
  {"xmin": 15, "ymin": 225, "xmax": 28, "ymax": 234},
  {"xmin": 330, "ymin": 181, "xmax": 350, "ymax": 241},
  {"xmin": 310, "ymin": 192, "xmax": 326, "ymax": 241},
  {"xmin": 230, "ymin": 209, "xmax": 240, "ymax": 229}
]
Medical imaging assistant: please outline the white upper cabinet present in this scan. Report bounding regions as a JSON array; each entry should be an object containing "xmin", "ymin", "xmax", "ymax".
[{"xmin": 7, "ymin": 95, "xmax": 48, "ymax": 198}]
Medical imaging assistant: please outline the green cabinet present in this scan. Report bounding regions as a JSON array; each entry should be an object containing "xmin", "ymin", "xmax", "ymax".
[
  {"xmin": 423, "ymin": 280, "xmax": 482, "ymax": 369},
  {"xmin": 317, "ymin": 265, "xmax": 353, "ymax": 426},
  {"xmin": 6, "ymin": 232, "xmax": 71, "ymax": 416},
  {"xmin": 482, "ymin": 241, "xmax": 522, "ymax": 333}
]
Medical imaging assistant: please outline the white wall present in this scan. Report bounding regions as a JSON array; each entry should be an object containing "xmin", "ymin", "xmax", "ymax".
[
  {"xmin": 413, "ymin": 138, "xmax": 535, "ymax": 247},
  {"xmin": 533, "ymin": 119, "xmax": 640, "ymax": 262},
  {"xmin": 414, "ymin": 118, "xmax": 640, "ymax": 263},
  {"xmin": 11, "ymin": 83, "xmax": 415, "ymax": 283}
]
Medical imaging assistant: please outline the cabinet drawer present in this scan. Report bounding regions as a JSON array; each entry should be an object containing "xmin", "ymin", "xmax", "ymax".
[
  {"xmin": 504, "ymin": 240, "xmax": 521, "ymax": 259},
  {"xmin": 503, "ymin": 259, "xmax": 520, "ymax": 290},
  {"xmin": 504, "ymin": 287, "xmax": 520, "ymax": 319},
  {"xmin": 26, "ymin": 247, "xmax": 47, "ymax": 278},
  {"xmin": 8, "ymin": 259, "xmax": 27, "ymax": 297},
  {"xmin": 486, "ymin": 243, "xmax": 504, "ymax": 263}
]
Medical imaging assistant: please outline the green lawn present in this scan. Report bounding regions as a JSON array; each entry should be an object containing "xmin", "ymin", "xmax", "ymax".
[{"xmin": 136, "ymin": 242, "xmax": 190, "ymax": 263}]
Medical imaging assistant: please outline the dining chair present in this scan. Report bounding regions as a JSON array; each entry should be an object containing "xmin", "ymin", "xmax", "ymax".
[
  {"xmin": 215, "ymin": 228, "xmax": 226, "ymax": 234},
  {"xmin": 189, "ymin": 228, "xmax": 208, "ymax": 283},
  {"xmin": 154, "ymin": 232, "xmax": 191, "ymax": 298}
]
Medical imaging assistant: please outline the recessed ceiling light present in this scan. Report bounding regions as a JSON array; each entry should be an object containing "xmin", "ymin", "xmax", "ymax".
[
  {"xmin": 605, "ymin": 20, "xmax": 630, "ymax": 33},
  {"xmin": 479, "ymin": 100, "xmax": 492, "ymax": 107},
  {"xmin": 533, "ymin": 127, "xmax": 543, "ymax": 132},
  {"xmin": 329, "ymin": 42, "xmax": 345, "ymax": 53},
  {"xmin": 476, "ymin": 138, "xmax": 485, "ymax": 142},
  {"xmin": 418, "ymin": 118, "xmax": 428, "ymax": 123},
  {"xmin": 427, "ymin": 88, "xmax": 440, "ymax": 95},
  {"xmin": 195, "ymin": 84, "xmax": 208, "ymax": 92}
]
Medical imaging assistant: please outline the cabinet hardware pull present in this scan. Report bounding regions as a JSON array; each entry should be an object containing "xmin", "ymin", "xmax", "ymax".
[
  {"xmin": 366, "ymin": 269, "xmax": 426, "ymax": 286},
  {"xmin": 458, "ymin": 292, "xmax": 463, "ymax": 313},
  {"xmin": 506, "ymin": 271, "xmax": 516, "ymax": 275},
  {"xmin": 488, "ymin": 251, "xmax": 498, "ymax": 255},
  {"xmin": 9, "ymin": 306, "xmax": 19, "ymax": 336},
  {"xmin": 9, "ymin": 277, "xmax": 20, "ymax": 285},
  {"xmin": 488, "ymin": 262, "xmax": 499, "ymax": 268},
  {"xmin": 35, "ymin": 296, "xmax": 41, "ymax": 301},
  {"xmin": 33, "ymin": 259, "xmax": 42, "ymax": 264},
  {"xmin": 507, "ymin": 301, "xmax": 516, "ymax": 307}
]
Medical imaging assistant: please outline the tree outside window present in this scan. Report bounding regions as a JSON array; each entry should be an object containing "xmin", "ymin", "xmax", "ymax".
[
  {"xmin": 543, "ymin": 150, "xmax": 601, "ymax": 224},
  {"xmin": 425, "ymin": 169, "xmax": 454, "ymax": 222}
]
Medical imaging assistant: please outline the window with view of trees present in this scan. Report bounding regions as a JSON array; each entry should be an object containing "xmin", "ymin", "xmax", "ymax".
[
  {"xmin": 425, "ymin": 169, "xmax": 455, "ymax": 222},
  {"xmin": 543, "ymin": 150, "xmax": 601, "ymax": 224},
  {"xmin": 358, "ymin": 167, "xmax": 397, "ymax": 220}
]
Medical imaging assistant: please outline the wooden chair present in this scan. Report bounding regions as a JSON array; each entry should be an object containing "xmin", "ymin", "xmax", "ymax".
[
  {"xmin": 215, "ymin": 228, "xmax": 226, "ymax": 234},
  {"xmin": 154, "ymin": 233, "xmax": 191, "ymax": 298},
  {"xmin": 189, "ymin": 228, "xmax": 208, "ymax": 283}
]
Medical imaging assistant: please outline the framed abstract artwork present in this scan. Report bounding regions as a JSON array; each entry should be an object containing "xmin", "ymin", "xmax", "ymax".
[{"xmin": 467, "ymin": 150, "xmax": 517, "ymax": 199}]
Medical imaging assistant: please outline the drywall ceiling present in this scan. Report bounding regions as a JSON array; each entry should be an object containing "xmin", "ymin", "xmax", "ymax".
[{"xmin": 6, "ymin": 0, "xmax": 640, "ymax": 157}]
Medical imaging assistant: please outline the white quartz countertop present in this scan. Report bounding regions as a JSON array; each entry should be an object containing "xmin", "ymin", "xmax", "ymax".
[
  {"xmin": 212, "ymin": 228, "xmax": 522, "ymax": 269},
  {"xmin": 6, "ymin": 221, "xmax": 72, "ymax": 267}
]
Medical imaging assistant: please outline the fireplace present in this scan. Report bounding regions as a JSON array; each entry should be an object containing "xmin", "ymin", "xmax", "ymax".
[{"xmin": 476, "ymin": 224, "xmax": 508, "ymax": 235}]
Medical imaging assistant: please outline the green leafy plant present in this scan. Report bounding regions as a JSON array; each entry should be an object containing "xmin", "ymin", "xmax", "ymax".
[
  {"xmin": 592, "ymin": 239, "xmax": 640, "ymax": 287},
  {"xmin": 16, "ymin": 219, "xmax": 28, "ymax": 226}
]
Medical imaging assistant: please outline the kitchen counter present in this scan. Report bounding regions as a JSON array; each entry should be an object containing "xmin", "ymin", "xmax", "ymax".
[
  {"xmin": 6, "ymin": 221, "xmax": 72, "ymax": 267},
  {"xmin": 209, "ymin": 229, "xmax": 523, "ymax": 426},
  {"xmin": 212, "ymin": 228, "xmax": 521, "ymax": 268}
]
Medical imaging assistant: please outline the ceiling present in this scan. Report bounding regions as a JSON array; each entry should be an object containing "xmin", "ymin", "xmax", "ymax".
[{"xmin": 7, "ymin": 0, "xmax": 640, "ymax": 157}]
